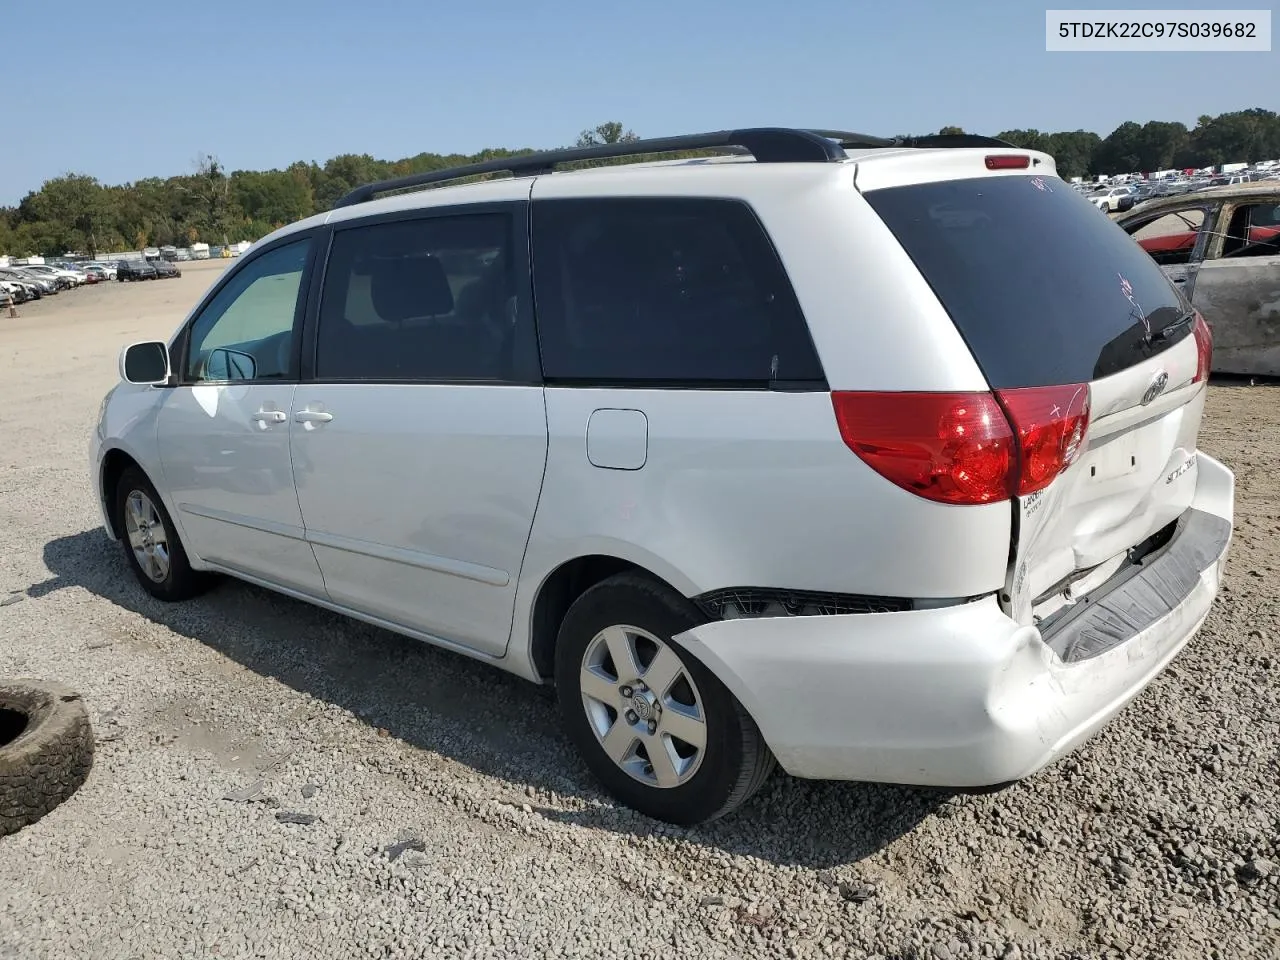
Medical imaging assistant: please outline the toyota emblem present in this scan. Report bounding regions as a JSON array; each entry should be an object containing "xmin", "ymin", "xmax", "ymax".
[{"xmin": 1142, "ymin": 371, "xmax": 1169, "ymax": 406}]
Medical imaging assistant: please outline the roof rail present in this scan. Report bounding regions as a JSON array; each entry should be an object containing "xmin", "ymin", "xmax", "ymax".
[
  {"xmin": 333, "ymin": 127, "xmax": 1022, "ymax": 208},
  {"xmin": 333, "ymin": 128, "xmax": 848, "ymax": 208}
]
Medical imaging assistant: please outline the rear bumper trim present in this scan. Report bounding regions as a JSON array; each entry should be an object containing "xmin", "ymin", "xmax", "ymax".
[{"xmin": 1038, "ymin": 508, "xmax": 1232, "ymax": 663}]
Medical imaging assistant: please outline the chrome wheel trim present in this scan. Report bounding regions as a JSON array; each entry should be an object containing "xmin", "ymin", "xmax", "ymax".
[
  {"xmin": 579, "ymin": 624, "xmax": 708, "ymax": 789},
  {"xmin": 123, "ymin": 490, "xmax": 170, "ymax": 583}
]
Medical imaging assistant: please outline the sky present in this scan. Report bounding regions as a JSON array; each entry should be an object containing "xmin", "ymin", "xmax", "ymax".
[{"xmin": 2, "ymin": 0, "xmax": 1274, "ymax": 205}]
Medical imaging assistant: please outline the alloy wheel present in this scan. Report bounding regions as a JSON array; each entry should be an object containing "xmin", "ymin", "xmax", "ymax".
[
  {"xmin": 123, "ymin": 490, "xmax": 170, "ymax": 583},
  {"xmin": 579, "ymin": 625, "xmax": 708, "ymax": 789}
]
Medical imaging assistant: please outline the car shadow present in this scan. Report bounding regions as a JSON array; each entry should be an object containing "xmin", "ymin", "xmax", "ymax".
[{"xmin": 33, "ymin": 528, "xmax": 950, "ymax": 869}]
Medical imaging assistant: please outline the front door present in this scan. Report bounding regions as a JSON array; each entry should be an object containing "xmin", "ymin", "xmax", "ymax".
[
  {"xmin": 290, "ymin": 203, "xmax": 548, "ymax": 656},
  {"xmin": 156, "ymin": 236, "xmax": 326, "ymax": 595}
]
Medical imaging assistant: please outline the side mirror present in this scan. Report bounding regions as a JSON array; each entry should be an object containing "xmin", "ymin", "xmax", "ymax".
[{"xmin": 120, "ymin": 341, "xmax": 171, "ymax": 385}]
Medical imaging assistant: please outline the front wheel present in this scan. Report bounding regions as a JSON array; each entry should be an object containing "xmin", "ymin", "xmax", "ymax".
[
  {"xmin": 114, "ymin": 466, "xmax": 211, "ymax": 601},
  {"xmin": 555, "ymin": 573, "xmax": 775, "ymax": 825}
]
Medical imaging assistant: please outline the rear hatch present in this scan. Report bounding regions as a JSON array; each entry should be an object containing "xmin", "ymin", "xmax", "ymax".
[{"xmin": 863, "ymin": 170, "xmax": 1212, "ymax": 627}]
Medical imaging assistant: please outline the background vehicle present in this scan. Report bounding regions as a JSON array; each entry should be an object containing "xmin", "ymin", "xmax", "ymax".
[
  {"xmin": 0, "ymin": 271, "xmax": 42, "ymax": 299},
  {"xmin": 7, "ymin": 268, "xmax": 58, "ymax": 294},
  {"xmin": 47, "ymin": 261, "xmax": 90, "ymax": 284},
  {"xmin": 1088, "ymin": 185, "xmax": 1136, "ymax": 212},
  {"xmin": 95, "ymin": 129, "xmax": 1233, "ymax": 825},
  {"xmin": 19, "ymin": 264, "xmax": 76, "ymax": 289},
  {"xmin": 1118, "ymin": 182, "xmax": 1280, "ymax": 376},
  {"xmin": 1, "ymin": 280, "xmax": 28, "ymax": 304},
  {"xmin": 151, "ymin": 259, "xmax": 181, "ymax": 279},
  {"xmin": 116, "ymin": 259, "xmax": 157, "ymax": 281}
]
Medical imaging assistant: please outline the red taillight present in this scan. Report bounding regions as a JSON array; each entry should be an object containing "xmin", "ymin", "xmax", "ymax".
[
  {"xmin": 1191, "ymin": 311, "xmax": 1213, "ymax": 383},
  {"xmin": 985, "ymin": 155, "xmax": 1030, "ymax": 170},
  {"xmin": 831, "ymin": 392, "xmax": 1015, "ymax": 505},
  {"xmin": 832, "ymin": 384, "xmax": 1091, "ymax": 505},
  {"xmin": 994, "ymin": 384, "xmax": 1091, "ymax": 496}
]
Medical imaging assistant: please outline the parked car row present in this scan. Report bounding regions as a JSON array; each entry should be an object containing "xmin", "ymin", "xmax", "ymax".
[
  {"xmin": 0, "ymin": 254, "xmax": 186, "ymax": 305},
  {"xmin": 1073, "ymin": 166, "xmax": 1280, "ymax": 214},
  {"xmin": 0, "ymin": 260, "xmax": 99, "ymax": 304}
]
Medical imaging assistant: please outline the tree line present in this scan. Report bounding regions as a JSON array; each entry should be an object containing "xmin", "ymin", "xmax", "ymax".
[{"xmin": 2, "ymin": 111, "xmax": 1277, "ymax": 258}]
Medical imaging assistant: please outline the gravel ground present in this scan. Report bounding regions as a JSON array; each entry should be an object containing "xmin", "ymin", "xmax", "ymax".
[{"xmin": 1, "ymin": 269, "xmax": 1278, "ymax": 960}]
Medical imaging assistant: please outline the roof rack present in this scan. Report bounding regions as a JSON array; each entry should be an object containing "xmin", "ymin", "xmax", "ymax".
[
  {"xmin": 333, "ymin": 127, "xmax": 1021, "ymax": 207},
  {"xmin": 333, "ymin": 128, "xmax": 847, "ymax": 207}
]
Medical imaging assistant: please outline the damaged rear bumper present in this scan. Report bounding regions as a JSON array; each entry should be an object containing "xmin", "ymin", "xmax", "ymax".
[{"xmin": 674, "ymin": 451, "xmax": 1234, "ymax": 786}]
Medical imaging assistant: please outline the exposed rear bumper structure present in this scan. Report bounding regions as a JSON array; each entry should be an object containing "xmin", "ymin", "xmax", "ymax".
[{"xmin": 676, "ymin": 451, "xmax": 1234, "ymax": 787}]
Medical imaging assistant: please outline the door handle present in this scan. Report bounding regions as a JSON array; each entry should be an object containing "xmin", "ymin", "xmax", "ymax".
[
  {"xmin": 294, "ymin": 410, "xmax": 334, "ymax": 424},
  {"xmin": 252, "ymin": 409, "xmax": 287, "ymax": 424}
]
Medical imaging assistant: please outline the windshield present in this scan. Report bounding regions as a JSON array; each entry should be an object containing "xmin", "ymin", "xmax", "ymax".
[{"xmin": 864, "ymin": 174, "xmax": 1188, "ymax": 389}]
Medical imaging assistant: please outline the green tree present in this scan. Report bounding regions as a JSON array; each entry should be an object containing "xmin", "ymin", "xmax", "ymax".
[
  {"xmin": 21, "ymin": 174, "xmax": 107, "ymax": 255},
  {"xmin": 576, "ymin": 122, "xmax": 638, "ymax": 147},
  {"xmin": 3, "ymin": 110, "xmax": 1277, "ymax": 256},
  {"xmin": 1178, "ymin": 109, "xmax": 1280, "ymax": 168},
  {"xmin": 1094, "ymin": 120, "xmax": 1189, "ymax": 174},
  {"xmin": 1043, "ymin": 130, "xmax": 1103, "ymax": 179},
  {"xmin": 230, "ymin": 169, "xmax": 314, "ymax": 227},
  {"xmin": 995, "ymin": 129, "xmax": 1050, "ymax": 152}
]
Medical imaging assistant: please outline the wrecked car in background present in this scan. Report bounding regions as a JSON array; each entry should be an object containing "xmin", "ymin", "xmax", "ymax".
[{"xmin": 1117, "ymin": 183, "xmax": 1280, "ymax": 377}]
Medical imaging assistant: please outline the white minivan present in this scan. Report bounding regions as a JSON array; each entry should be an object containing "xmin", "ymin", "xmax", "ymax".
[{"xmin": 91, "ymin": 128, "xmax": 1234, "ymax": 824}]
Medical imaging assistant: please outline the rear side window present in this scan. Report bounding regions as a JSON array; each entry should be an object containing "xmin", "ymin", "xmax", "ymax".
[
  {"xmin": 1223, "ymin": 201, "xmax": 1280, "ymax": 258},
  {"xmin": 315, "ymin": 213, "xmax": 522, "ymax": 382},
  {"xmin": 865, "ymin": 176, "xmax": 1188, "ymax": 389},
  {"xmin": 1123, "ymin": 208, "xmax": 1209, "ymax": 266},
  {"xmin": 531, "ymin": 198, "xmax": 824, "ymax": 387}
]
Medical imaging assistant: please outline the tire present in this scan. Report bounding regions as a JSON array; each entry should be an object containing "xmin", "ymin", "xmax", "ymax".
[
  {"xmin": 554, "ymin": 573, "xmax": 775, "ymax": 825},
  {"xmin": 114, "ymin": 465, "xmax": 211, "ymax": 601},
  {"xmin": 0, "ymin": 680, "xmax": 94, "ymax": 838}
]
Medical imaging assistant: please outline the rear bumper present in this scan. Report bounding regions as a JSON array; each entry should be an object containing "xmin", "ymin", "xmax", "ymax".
[{"xmin": 675, "ymin": 451, "xmax": 1234, "ymax": 786}]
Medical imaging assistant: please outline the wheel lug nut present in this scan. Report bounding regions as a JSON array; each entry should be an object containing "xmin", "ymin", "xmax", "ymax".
[
  {"xmin": 620, "ymin": 686, "xmax": 633, "ymax": 698},
  {"xmin": 625, "ymin": 711, "xmax": 638, "ymax": 724},
  {"xmin": 647, "ymin": 720, "xmax": 657, "ymax": 733}
]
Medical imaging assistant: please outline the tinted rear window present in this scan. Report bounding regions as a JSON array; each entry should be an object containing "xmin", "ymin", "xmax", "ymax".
[
  {"xmin": 531, "ymin": 198, "xmax": 825, "ymax": 387},
  {"xmin": 865, "ymin": 176, "xmax": 1187, "ymax": 388}
]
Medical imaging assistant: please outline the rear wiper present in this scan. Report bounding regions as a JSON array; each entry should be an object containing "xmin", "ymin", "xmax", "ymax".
[{"xmin": 1150, "ymin": 312, "xmax": 1194, "ymax": 343}]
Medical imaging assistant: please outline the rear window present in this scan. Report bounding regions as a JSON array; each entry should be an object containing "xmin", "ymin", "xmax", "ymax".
[
  {"xmin": 531, "ymin": 198, "xmax": 825, "ymax": 387},
  {"xmin": 865, "ymin": 175, "xmax": 1188, "ymax": 389}
]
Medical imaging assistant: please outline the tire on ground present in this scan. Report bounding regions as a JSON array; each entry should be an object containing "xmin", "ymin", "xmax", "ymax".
[
  {"xmin": 0, "ymin": 679, "xmax": 94, "ymax": 838},
  {"xmin": 554, "ymin": 572, "xmax": 776, "ymax": 825}
]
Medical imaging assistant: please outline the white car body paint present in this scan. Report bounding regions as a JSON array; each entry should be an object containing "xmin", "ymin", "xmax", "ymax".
[{"xmin": 92, "ymin": 140, "xmax": 1235, "ymax": 788}]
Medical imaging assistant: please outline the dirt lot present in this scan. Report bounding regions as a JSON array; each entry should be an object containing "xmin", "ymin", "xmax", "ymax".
[{"xmin": 0, "ymin": 264, "xmax": 1277, "ymax": 960}]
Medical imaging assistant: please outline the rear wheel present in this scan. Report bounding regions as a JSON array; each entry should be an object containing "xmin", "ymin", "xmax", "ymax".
[
  {"xmin": 555, "ymin": 573, "xmax": 775, "ymax": 825},
  {"xmin": 114, "ymin": 466, "xmax": 210, "ymax": 601}
]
